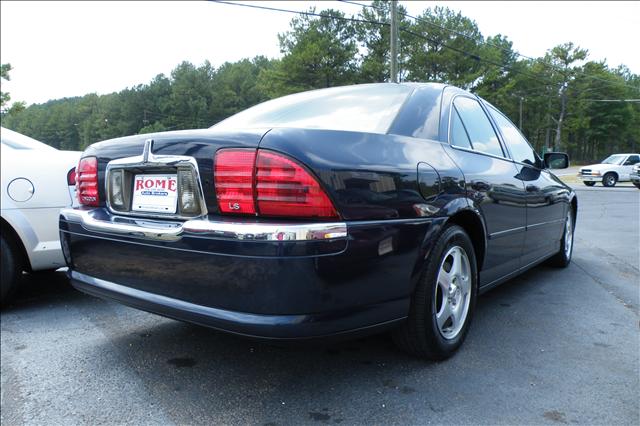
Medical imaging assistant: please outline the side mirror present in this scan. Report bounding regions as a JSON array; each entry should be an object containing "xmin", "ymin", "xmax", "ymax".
[{"xmin": 544, "ymin": 152, "xmax": 569, "ymax": 169}]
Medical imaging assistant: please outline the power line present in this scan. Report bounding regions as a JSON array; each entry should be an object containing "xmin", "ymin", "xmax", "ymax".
[
  {"xmin": 339, "ymin": 0, "xmax": 524, "ymax": 61},
  {"xmin": 211, "ymin": 0, "xmax": 557, "ymax": 89},
  {"xmin": 582, "ymin": 99, "xmax": 640, "ymax": 102},
  {"xmin": 398, "ymin": 26, "xmax": 557, "ymax": 88},
  {"xmin": 339, "ymin": 0, "xmax": 639, "ymax": 93},
  {"xmin": 212, "ymin": 1, "xmax": 389, "ymax": 26}
]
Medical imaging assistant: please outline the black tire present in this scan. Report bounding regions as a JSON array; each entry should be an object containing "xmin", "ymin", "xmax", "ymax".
[
  {"xmin": 602, "ymin": 173, "xmax": 617, "ymax": 187},
  {"xmin": 583, "ymin": 181, "xmax": 596, "ymax": 187},
  {"xmin": 1, "ymin": 235, "xmax": 21, "ymax": 306},
  {"xmin": 634, "ymin": 183, "xmax": 640, "ymax": 189},
  {"xmin": 392, "ymin": 225, "xmax": 478, "ymax": 360},
  {"xmin": 547, "ymin": 206, "xmax": 574, "ymax": 268}
]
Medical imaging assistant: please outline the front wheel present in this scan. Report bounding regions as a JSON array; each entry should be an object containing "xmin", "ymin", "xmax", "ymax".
[
  {"xmin": 583, "ymin": 181, "xmax": 596, "ymax": 187},
  {"xmin": 393, "ymin": 225, "xmax": 478, "ymax": 360},
  {"xmin": 634, "ymin": 183, "xmax": 640, "ymax": 190},
  {"xmin": 602, "ymin": 173, "xmax": 617, "ymax": 187}
]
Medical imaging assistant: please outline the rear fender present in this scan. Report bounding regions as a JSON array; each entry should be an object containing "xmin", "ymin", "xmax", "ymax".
[
  {"xmin": 1, "ymin": 212, "xmax": 34, "ymax": 271},
  {"xmin": 407, "ymin": 199, "xmax": 487, "ymax": 294}
]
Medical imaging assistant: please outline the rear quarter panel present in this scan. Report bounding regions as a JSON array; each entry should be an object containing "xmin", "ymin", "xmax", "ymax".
[{"xmin": 1, "ymin": 149, "xmax": 79, "ymax": 209}]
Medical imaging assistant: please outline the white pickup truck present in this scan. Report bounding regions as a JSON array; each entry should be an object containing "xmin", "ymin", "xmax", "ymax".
[{"xmin": 579, "ymin": 153, "xmax": 640, "ymax": 187}]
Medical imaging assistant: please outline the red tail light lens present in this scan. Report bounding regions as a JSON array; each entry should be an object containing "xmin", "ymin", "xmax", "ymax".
[
  {"xmin": 213, "ymin": 149, "xmax": 338, "ymax": 219},
  {"xmin": 255, "ymin": 151, "xmax": 338, "ymax": 218},
  {"xmin": 67, "ymin": 167, "xmax": 76, "ymax": 186},
  {"xmin": 214, "ymin": 149, "xmax": 256, "ymax": 215},
  {"xmin": 76, "ymin": 156, "xmax": 99, "ymax": 206}
]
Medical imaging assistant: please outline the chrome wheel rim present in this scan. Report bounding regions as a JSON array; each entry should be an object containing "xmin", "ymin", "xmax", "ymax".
[
  {"xmin": 564, "ymin": 211, "xmax": 573, "ymax": 258},
  {"xmin": 606, "ymin": 175, "xmax": 615, "ymax": 186},
  {"xmin": 434, "ymin": 246, "xmax": 471, "ymax": 340}
]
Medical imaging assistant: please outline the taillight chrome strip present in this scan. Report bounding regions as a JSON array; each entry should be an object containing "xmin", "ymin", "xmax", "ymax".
[
  {"xmin": 60, "ymin": 208, "xmax": 347, "ymax": 242},
  {"xmin": 105, "ymin": 139, "xmax": 208, "ymax": 220}
]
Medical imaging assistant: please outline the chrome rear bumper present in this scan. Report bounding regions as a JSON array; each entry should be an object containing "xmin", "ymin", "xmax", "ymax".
[{"xmin": 60, "ymin": 208, "xmax": 347, "ymax": 243}]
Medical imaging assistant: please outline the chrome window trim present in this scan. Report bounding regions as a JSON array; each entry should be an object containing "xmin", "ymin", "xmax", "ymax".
[
  {"xmin": 445, "ymin": 93, "xmax": 512, "ymax": 162},
  {"xmin": 60, "ymin": 208, "xmax": 347, "ymax": 243},
  {"xmin": 483, "ymin": 103, "xmax": 544, "ymax": 170},
  {"xmin": 446, "ymin": 143, "xmax": 514, "ymax": 163},
  {"xmin": 105, "ymin": 140, "xmax": 208, "ymax": 220}
]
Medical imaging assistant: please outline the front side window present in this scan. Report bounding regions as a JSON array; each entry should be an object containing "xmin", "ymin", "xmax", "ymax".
[
  {"xmin": 452, "ymin": 97, "xmax": 504, "ymax": 157},
  {"xmin": 624, "ymin": 155, "xmax": 640, "ymax": 165},
  {"xmin": 487, "ymin": 105, "xmax": 537, "ymax": 166}
]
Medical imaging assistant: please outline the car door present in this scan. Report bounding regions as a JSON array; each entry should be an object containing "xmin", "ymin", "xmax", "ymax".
[
  {"xmin": 621, "ymin": 155, "xmax": 640, "ymax": 180},
  {"xmin": 485, "ymin": 104, "xmax": 568, "ymax": 265},
  {"xmin": 442, "ymin": 94, "xmax": 527, "ymax": 287}
]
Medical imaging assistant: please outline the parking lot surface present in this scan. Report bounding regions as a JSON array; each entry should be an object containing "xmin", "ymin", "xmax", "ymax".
[{"xmin": 1, "ymin": 186, "xmax": 638, "ymax": 425}]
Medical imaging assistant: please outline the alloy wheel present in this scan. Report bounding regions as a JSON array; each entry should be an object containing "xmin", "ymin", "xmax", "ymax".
[
  {"xmin": 564, "ymin": 210, "xmax": 573, "ymax": 258},
  {"xmin": 434, "ymin": 246, "xmax": 471, "ymax": 340}
]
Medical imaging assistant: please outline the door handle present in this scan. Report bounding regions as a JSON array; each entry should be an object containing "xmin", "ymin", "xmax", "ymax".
[{"xmin": 526, "ymin": 185, "xmax": 539, "ymax": 192}]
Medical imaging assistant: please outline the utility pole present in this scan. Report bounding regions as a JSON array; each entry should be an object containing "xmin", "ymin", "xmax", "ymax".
[
  {"xmin": 518, "ymin": 96, "xmax": 523, "ymax": 130},
  {"xmin": 390, "ymin": 0, "xmax": 398, "ymax": 83}
]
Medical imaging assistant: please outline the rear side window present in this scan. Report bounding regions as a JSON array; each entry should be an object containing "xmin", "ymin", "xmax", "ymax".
[
  {"xmin": 487, "ymin": 105, "xmax": 537, "ymax": 166},
  {"xmin": 452, "ymin": 97, "xmax": 504, "ymax": 157},
  {"xmin": 450, "ymin": 107, "xmax": 473, "ymax": 149}
]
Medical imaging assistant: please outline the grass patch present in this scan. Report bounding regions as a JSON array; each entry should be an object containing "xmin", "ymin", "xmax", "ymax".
[{"xmin": 559, "ymin": 175, "xmax": 583, "ymax": 184}]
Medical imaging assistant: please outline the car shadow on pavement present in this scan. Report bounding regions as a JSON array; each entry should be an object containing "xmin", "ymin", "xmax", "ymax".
[
  {"xmin": 5, "ymin": 261, "xmax": 624, "ymax": 424},
  {"xmin": 1, "ymin": 270, "xmax": 87, "ymax": 312},
  {"xmin": 75, "ymin": 264, "xmax": 566, "ymax": 424}
]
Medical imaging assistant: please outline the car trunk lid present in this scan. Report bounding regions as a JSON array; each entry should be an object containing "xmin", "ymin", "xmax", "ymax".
[{"xmin": 82, "ymin": 128, "xmax": 269, "ymax": 216}]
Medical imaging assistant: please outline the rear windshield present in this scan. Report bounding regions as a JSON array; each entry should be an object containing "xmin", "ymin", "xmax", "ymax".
[{"xmin": 212, "ymin": 84, "xmax": 413, "ymax": 134}]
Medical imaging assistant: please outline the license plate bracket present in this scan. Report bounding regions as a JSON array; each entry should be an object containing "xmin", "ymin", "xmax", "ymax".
[{"xmin": 132, "ymin": 174, "xmax": 178, "ymax": 214}]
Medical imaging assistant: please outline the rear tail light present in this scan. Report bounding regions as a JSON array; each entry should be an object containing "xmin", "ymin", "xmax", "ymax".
[
  {"xmin": 256, "ymin": 151, "xmax": 337, "ymax": 218},
  {"xmin": 67, "ymin": 167, "xmax": 76, "ymax": 186},
  {"xmin": 214, "ymin": 149, "xmax": 338, "ymax": 219},
  {"xmin": 215, "ymin": 150, "xmax": 257, "ymax": 215},
  {"xmin": 77, "ymin": 156, "xmax": 99, "ymax": 206}
]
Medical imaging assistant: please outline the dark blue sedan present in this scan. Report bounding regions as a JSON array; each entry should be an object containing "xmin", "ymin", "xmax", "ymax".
[{"xmin": 60, "ymin": 83, "xmax": 576, "ymax": 360}]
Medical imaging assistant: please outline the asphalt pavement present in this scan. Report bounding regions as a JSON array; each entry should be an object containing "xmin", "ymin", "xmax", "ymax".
[{"xmin": 1, "ymin": 186, "xmax": 638, "ymax": 425}]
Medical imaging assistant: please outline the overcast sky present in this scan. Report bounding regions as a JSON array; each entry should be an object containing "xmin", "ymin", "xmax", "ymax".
[{"xmin": 1, "ymin": 1, "xmax": 638, "ymax": 106}]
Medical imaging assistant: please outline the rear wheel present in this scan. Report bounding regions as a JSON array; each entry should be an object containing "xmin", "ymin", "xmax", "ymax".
[
  {"xmin": 1, "ymin": 235, "xmax": 21, "ymax": 306},
  {"xmin": 547, "ymin": 207, "xmax": 574, "ymax": 268},
  {"xmin": 602, "ymin": 173, "xmax": 617, "ymax": 187},
  {"xmin": 634, "ymin": 183, "xmax": 640, "ymax": 189},
  {"xmin": 583, "ymin": 181, "xmax": 596, "ymax": 187},
  {"xmin": 393, "ymin": 225, "xmax": 477, "ymax": 360}
]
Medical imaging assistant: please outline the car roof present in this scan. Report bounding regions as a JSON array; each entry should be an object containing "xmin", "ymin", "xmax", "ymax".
[{"xmin": 1, "ymin": 127, "xmax": 57, "ymax": 151}]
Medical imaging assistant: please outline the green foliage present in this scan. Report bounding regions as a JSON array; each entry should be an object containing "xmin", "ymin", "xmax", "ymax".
[
  {"xmin": 2, "ymin": 57, "xmax": 277, "ymax": 150},
  {"xmin": 2, "ymin": 4, "xmax": 638, "ymax": 160},
  {"xmin": 403, "ymin": 6, "xmax": 485, "ymax": 88},
  {"xmin": 258, "ymin": 8, "xmax": 360, "ymax": 98},
  {"xmin": 354, "ymin": 0, "xmax": 411, "ymax": 83},
  {"xmin": 1, "ymin": 63, "xmax": 13, "ymax": 108}
]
